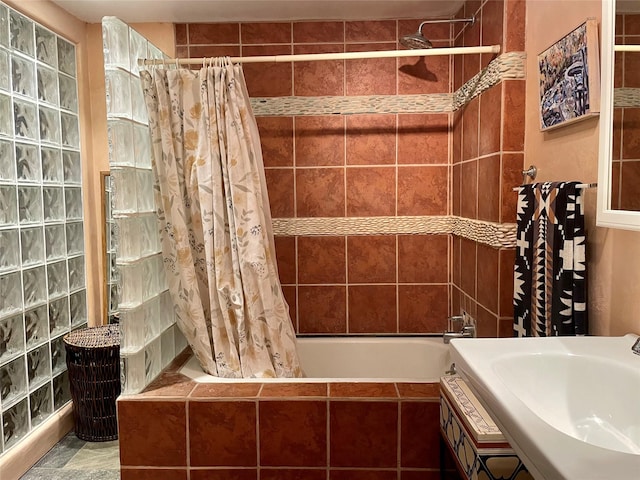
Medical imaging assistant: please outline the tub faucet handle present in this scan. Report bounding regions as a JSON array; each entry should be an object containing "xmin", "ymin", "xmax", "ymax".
[{"xmin": 447, "ymin": 315, "xmax": 464, "ymax": 332}]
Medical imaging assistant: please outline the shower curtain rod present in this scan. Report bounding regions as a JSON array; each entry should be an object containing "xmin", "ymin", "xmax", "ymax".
[{"xmin": 138, "ymin": 44, "xmax": 501, "ymax": 66}]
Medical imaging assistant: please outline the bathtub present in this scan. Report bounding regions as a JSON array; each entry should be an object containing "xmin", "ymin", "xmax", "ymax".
[
  {"xmin": 118, "ymin": 335, "xmax": 456, "ymax": 478},
  {"xmin": 179, "ymin": 335, "xmax": 452, "ymax": 382}
]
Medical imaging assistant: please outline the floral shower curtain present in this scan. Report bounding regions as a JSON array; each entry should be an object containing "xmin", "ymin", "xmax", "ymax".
[{"xmin": 140, "ymin": 59, "xmax": 302, "ymax": 378}]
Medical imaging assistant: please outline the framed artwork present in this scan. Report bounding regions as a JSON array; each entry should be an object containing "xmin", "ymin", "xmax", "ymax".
[{"xmin": 538, "ymin": 18, "xmax": 600, "ymax": 131}]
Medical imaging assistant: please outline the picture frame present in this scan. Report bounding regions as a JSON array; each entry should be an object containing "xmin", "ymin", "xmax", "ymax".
[{"xmin": 538, "ymin": 18, "xmax": 600, "ymax": 131}]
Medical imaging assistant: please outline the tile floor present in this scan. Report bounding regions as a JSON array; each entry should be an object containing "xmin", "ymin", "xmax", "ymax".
[{"xmin": 21, "ymin": 433, "xmax": 120, "ymax": 480}]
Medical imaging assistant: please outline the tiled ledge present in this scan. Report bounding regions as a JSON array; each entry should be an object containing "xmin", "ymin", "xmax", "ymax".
[{"xmin": 122, "ymin": 351, "xmax": 441, "ymax": 400}]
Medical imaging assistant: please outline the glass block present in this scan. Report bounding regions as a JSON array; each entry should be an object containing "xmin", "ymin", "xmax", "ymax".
[
  {"xmin": 160, "ymin": 290, "xmax": 175, "ymax": 324},
  {"xmin": 58, "ymin": 74, "xmax": 77, "ymax": 112},
  {"xmin": 27, "ymin": 343, "xmax": 50, "ymax": 390},
  {"xmin": 15, "ymin": 142, "xmax": 40, "ymax": 182},
  {"xmin": 0, "ymin": 139, "xmax": 15, "ymax": 182},
  {"xmin": 39, "ymin": 107, "xmax": 60, "ymax": 145},
  {"xmin": 65, "ymin": 222, "xmax": 83, "ymax": 255},
  {"xmin": 3, "ymin": 397, "xmax": 29, "ymax": 450},
  {"xmin": 52, "ymin": 370, "xmax": 70, "ymax": 409},
  {"xmin": 156, "ymin": 254, "xmax": 167, "ymax": 292},
  {"xmin": 0, "ymin": 314, "xmax": 24, "ymax": 365},
  {"xmin": 41, "ymin": 147, "xmax": 62, "ymax": 183},
  {"xmin": 22, "ymin": 266, "xmax": 45, "ymax": 308},
  {"xmin": 145, "ymin": 338, "xmax": 161, "ymax": 383},
  {"xmin": 43, "ymin": 187, "xmax": 64, "ymax": 222},
  {"xmin": 44, "ymin": 224, "xmax": 65, "ymax": 260},
  {"xmin": 111, "ymin": 167, "xmax": 136, "ymax": 214},
  {"xmin": 37, "ymin": 64, "xmax": 58, "ymax": 106},
  {"xmin": 109, "ymin": 283, "xmax": 118, "ymax": 314},
  {"xmin": 136, "ymin": 169, "xmax": 155, "ymax": 212},
  {"xmin": 102, "ymin": 18, "xmax": 130, "ymax": 70},
  {"xmin": 0, "ymin": 357, "xmax": 27, "ymax": 408},
  {"xmin": 120, "ymin": 350, "xmax": 144, "ymax": 394},
  {"xmin": 69, "ymin": 290, "xmax": 86, "ymax": 327},
  {"xmin": 64, "ymin": 187, "xmax": 82, "ymax": 220},
  {"xmin": 108, "ymin": 252, "xmax": 118, "ymax": 284},
  {"xmin": 107, "ymin": 119, "xmax": 134, "ymax": 167},
  {"xmin": 13, "ymin": 99, "xmax": 38, "ymax": 140},
  {"xmin": 48, "ymin": 296, "xmax": 69, "ymax": 337},
  {"xmin": 20, "ymin": 227, "xmax": 44, "ymax": 267},
  {"xmin": 0, "ymin": 229, "xmax": 19, "ymax": 272},
  {"xmin": 67, "ymin": 256, "xmax": 84, "ymax": 291},
  {"xmin": 50, "ymin": 335, "xmax": 66, "ymax": 376},
  {"xmin": 29, "ymin": 383, "xmax": 52, "ymax": 428},
  {"xmin": 0, "ymin": 5, "xmax": 7, "ymax": 48},
  {"xmin": 0, "ymin": 49, "xmax": 9, "ymax": 91},
  {"xmin": 60, "ymin": 112, "xmax": 79, "ymax": 148},
  {"xmin": 147, "ymin": 44, "xmax": 164, "ymax": 61},
  {"xmin": 11, "ymin": 55, "xmax": 35, "ymax": 98},
  {"xmin": 140, "ymin": 215, "xmax": 157, "ymax": 256},
  {"xmin": 174, "ymin": 325, "xmax": 187, "ymax": 354},
  {"xmin": 160, "ymin": 326, "xmax": 175, "ymax": 368},
  {"xmin": 105, "ymin": 69, "xmax": 131, "ymax": 118},
  {"xmin": 129, "ymin": 28, "xmax": 147, "ymax": 76},
  {"xmin": 24, "ymin": 305, "xmax": 48, "ymax": 349},
  {"xmin": 119, "ymin": 307, "xmax": 144, "ymax": 354},
  {"xmin": 9, "ymin": 11, "xmax": 34, "ymax": 57},
  {"xmin": 133, "ymin": 124, "xmax": 151, "ymax": 169},
  {"xmin": 118, "ymin": 261, "xmax": 141, "ymax": 308},
  {"xmin": 35, "ymin": 25, "xmax": 56, "ymax": 67},
  {"xmin": 0, "ymin": 271, "xmax": 21, "ymax": 317},
  {"xmin": 0, "ymin": 92, "xmax": 12, "ymax": 136},
  {"xmin": 46, "ymin": 260, "xmax": 67, "ymax": 298},
  {"xmin": 144, "ymin": 296, "xmax": 160, "ymax": 342},
  {"xmin": 109, "ymin": 220, "xmax": 117, "ymax": 251},
  {"xmin": 0, "ymin": 185, "xmax": 17, "ymax": 226},
  {"xmin": 115, "ymin": 217, "xmax": 140, "ymax": 260},
  {"xmin": 18, "ymin": 185, "xmax": 42, "ymax": 224},
  {"xmin": 140, "ymin": 257, "xmax": 154, "ymax": 301},
  {"xmin": 62, "ymin": 150, "xmax": 81, "ymax": 184},
  {"xmin": 57, "ymin": 37, "xmax": 75, "ymax": 77},
  {"xmin": 130, "ymin": 76, "xmax": 147, "ymax": 123}
]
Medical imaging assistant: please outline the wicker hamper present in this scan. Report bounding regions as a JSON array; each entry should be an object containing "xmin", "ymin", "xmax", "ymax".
[{"xmin": 63, "ymin": 324, "xmax": 121, "ymax": 442}]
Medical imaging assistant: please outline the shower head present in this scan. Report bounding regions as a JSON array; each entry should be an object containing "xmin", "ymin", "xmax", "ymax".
[
  {"xmin": 399, "ymin": 31, "xmax": 433, "ymax": 50},
  {"xmin": 400, "ymin": 16, "xmax": 476, "ymax": 50}
]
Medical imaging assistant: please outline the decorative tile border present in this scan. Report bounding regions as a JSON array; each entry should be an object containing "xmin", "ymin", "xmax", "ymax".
[
  {"xmin": 614, "ymin": 87, "xmax": 640, "ymax": 108},
  {"xmin": 251, "ymin": 52, "xmax": 526, "ymax": 116},
  {"xmin": 440, "ymin": 387, "xmax": 533, "ymax": 480},
  {"xmin": 441, "ymin": 376, "xmax": 505, "ymax": 443},
  {"xmin": 272, "ymin": 216, "xmax": 517, "ymax": 249}
]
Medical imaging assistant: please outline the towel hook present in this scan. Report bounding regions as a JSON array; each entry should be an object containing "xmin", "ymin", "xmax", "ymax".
[{"xmin": 522, "ymin": 165, "xmax": 537, "ymax": 181}]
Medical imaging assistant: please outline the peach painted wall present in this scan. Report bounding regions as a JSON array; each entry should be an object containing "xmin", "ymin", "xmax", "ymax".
[
  {"xmin": 525, "ymin": 0, "xmax": 640, "ymax": 336},
  {"xmin": 451, "ymin": 0, "xmax": 526, "ymax": 337},
  {"xmin": 176, "ymin": 20, "xmax": 453, "ymax": 335}
]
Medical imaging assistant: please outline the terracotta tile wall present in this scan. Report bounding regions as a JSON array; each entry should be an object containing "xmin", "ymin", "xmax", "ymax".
[
  {"xmin": 451, "ymin": 0, "xmax": 525, "ymax": 337},
  {"xmin": 117, "ymin": 354, "xmax": 461, "ymax": 480},
  {"xmin": 612, "ymin": 13, "xmax": 640, "ymax": 211},
  {"xmin": 175, "ymin": 20, "xmax": 454, "ymax": 335}
]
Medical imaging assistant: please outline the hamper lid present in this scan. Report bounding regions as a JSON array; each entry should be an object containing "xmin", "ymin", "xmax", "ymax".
[{"xmin": 63, "ymin": 324, "xmax": 120, "ymax": 348}]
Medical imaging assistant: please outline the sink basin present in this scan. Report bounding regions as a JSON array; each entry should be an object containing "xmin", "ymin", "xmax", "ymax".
[{"xmin": 450, "ymin": 334, "xmax": 640, "ymax": 479}]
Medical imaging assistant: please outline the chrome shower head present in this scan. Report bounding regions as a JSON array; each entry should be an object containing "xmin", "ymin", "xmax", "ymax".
[
  {"xmin": 400, "ymin": 16, "xmax": 476, "ymax": 50},
  {"xmin": 399, "ymin": 31, "xmax": 433, "ymax": 50}
]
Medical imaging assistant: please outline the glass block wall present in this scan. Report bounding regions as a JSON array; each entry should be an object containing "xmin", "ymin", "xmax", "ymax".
[
  {"xmin": 102, "ymin": 17, "xmax": 186, "ymax": 395},
  {"xmin": 103, "ymin": 173, "xmax": 118, "ymax": 324},
  {"xmin": 0, "ymin": 2, "xmax": 86, "ymax": 455}
]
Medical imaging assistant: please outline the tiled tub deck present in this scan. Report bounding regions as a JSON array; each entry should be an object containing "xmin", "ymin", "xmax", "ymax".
[{"xmin": 117, "ymin": 350, "xmax": 459, "ymax": 480}]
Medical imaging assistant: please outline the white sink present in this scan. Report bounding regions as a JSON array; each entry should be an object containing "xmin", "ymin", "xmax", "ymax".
[{"xmin": 450, "ymin": 334, "xmax": 640, "ymax": 480}]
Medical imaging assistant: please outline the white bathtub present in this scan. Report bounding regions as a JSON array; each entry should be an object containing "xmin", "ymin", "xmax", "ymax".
[{"xmin": 180, "ymin": 336, "xmax": 451, "ymax": 382}]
